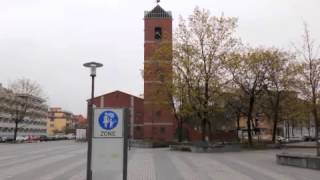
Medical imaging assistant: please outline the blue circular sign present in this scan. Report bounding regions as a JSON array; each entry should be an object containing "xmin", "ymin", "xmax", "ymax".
[{"xmin": 98, "ymin": 111, "xmax": 118, "ymax": 130}]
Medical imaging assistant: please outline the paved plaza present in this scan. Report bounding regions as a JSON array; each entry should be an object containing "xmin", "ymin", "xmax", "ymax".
[{"xmin": 0, "ymin": 141, "xmax": 319, "ymax": 180}]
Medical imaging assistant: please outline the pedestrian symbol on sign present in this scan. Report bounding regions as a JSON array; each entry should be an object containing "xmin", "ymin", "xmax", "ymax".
[{"xmin": 98, "ymin": 111, "xmax": 118, "ymax": 130}]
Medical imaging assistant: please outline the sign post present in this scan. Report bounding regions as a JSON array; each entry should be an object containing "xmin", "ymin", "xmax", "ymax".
[{"xmin": 91, "ymin": 108, "xmax": 128, "ymax": 180}]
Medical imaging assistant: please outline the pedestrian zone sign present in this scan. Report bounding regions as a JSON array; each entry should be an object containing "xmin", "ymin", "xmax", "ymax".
[
  {"xmin": 94, "ymin": 109, "xmax": 123, "ymax": 138},
  {"xmin": 92, "ymin": 108, "xmax": 128, "ymax": 180}
]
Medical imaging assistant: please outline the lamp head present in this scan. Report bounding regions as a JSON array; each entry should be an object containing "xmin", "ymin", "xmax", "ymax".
[{"xmin": 83, "ymin": 62, "xmax": 103, "ymax": 76}]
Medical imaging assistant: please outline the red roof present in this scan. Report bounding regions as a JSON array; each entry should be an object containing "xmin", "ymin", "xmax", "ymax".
[{"xmin": 87, "ymin": 90, "xmax": 143, "ymax": 101}]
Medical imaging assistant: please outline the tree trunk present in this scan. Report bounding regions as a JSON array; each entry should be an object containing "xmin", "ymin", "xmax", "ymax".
[
  {"xmin": 13, "ymin": 120, "xmax": 18, "ymax": 143},
  {"xmin": 311, "ymin": 89, "xmax": 320, "ymax": 156},
  {"xmin": 316, "ymin": 119, "xmax": 320, "ymax": 156},
  {"xmin": 272, "ymin": 94, "xmax": 280, "ymax": 143},
  {"xmin": 247, "ymin": 118, "xmax": 252, "ymax": 146},
  {"xmin": 313, "ymin": 107, "xmax": 320, "ymax": 156},
  {"xmin": 247, "ymin": 95, "xmax": 255, "ymax": 146},
  {"xmin": 272, "ymin": 116, "xmax": 278, "ymax": 143},
  {"xmin": 178, "ymin": 118, "xmax": 183, "ymax": 142},
  {"xmin": 308, "ymin": 119, "xmax": 311, "ymax": 136},
  {"xmin": 202, "ymin": 79, "xmax": 209, "ymax": 142},
  {"xmin": 169, "ymin": 88, "xmax": 182, "ymax": 142},
  {"xmin": 236, "ymin": 113, "xmax": 240, "ymax": 140},
  {"xmin": 292, "ymin": 121, "xmax": 295, "ymax": 137},
  {"xmin": 208, "ymin": 121, "xmax": 212, "ymax": 142},
  {"xmin": 287, "ymin": 121, "xmax": 290, "ymax": 139},
  {"xmin": 201, "ymin": 118, "xmax": 207, "ymax": 142}
]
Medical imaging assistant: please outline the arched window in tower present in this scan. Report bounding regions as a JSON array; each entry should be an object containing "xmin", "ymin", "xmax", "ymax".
[{"xmin": 155, "ymin": 27, "xmax": 162, "ymax": 40}]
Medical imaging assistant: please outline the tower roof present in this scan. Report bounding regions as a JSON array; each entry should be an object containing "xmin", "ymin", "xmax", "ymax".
[{"xmin": 144, "ymin": 5, "xmax": 172, "ymax": 19}]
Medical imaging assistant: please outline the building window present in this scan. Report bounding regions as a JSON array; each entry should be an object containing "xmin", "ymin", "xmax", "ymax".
[
  {"xmin": 160, "ymin": 127, "xmax": 166, "ymax": 133},
  {"xmin": 135, "ymin": 126, "xmax": 141, "ymax": 131},
  {"xmin": 155, "ymin": 27, "xmax": 162, "ymax": 40},
  {"xmin": 156, "ymin": 111, "xmax": 161, "ymax": 117},
  {"xmin": 152, "ymin": 127, "xmax": 157, "ymax": 132}
]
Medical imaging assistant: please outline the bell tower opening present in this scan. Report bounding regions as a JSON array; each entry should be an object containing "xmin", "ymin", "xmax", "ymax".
[{"xmin": 155, "ymin": 27, "xmax": 162, "ymax": 40}]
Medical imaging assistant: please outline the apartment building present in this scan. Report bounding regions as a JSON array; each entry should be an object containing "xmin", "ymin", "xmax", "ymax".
[
  {"xmin": 47, "ymin": 107, "xmax": 75, "ymax": 136},
  {"xmin": 0, "ymin": 84, "xmax": 48, "ymax": 138}
]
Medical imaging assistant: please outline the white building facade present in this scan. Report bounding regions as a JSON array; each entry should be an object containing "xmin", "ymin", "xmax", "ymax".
[{"xmin": 0, "ymin": 84, "xmax": 48, "ymax": 138}]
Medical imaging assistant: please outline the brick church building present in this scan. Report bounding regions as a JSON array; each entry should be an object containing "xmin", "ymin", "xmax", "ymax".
[{"xmin": 89, "ymin": 4, "xmax": 176, "ymax": 141}]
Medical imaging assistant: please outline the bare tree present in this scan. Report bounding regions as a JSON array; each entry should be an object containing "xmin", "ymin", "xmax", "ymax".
[
  {"xmin": 226, "ymin": 48, "xmax": 270, "ymax": 146},
  {"xmin": 296, "ymin": 23, "xmax": 320, "ymax": 156},
  {"xmin": 7, "ymin": 79, "xmax": 45, "ymax": 142}
]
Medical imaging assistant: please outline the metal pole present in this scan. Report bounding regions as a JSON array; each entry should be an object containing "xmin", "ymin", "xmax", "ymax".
[
  {"xmin": 151, "ymin": 103, "xmax": 153, "ymax": 141},
  {"xmin": 87, "ymin": 75, "xmax": 95, "ymax": 180},
  {"xmin": 123, "ymin": 109, "xmax": 129, "ymax": 180}
]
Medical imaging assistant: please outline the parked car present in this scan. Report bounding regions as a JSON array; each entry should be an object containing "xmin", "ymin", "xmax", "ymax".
[
  {"xmin": 54, "ymin": 134, "xmax": 68, "ymax": 140},
  {"xmin": 16, "ymin": 136, "xmax": 26, "ymax": 143},
  {"xmin": 26, "ymin": 135, "xmax": 40, "ymax": 142},
  {"xmin": 47, "ymin": 136, "xmax": 56, "ymax": 141},
  {"xmin": 39, "ymin": 135, "xmax": 48, "ymax": 142},
  {"xmin": 288, "ymin": 136, "xmax": 303, "ymax": 142},
  {"xmin": 25, "ymin": 135, "xmax": 33, "ymax": 143},
  {"xmin": 5, "ymin": 137, "xmax": 14, "ymax": 143},
  {"xmin": 66, "ymin": 134, "xmax": 75, "ymax": 140},
  {"xmin": 277, "ymin": 136, "xmax": 289, "ymax": 143},
  {"xmin": 0, "ymin": 137, "xmax": 5, "ymax": 142},
  {"xmin": 303, "ymin": 136, "xmax": 316, "ymax": 141}
]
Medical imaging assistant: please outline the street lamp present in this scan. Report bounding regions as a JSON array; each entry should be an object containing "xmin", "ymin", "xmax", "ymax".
[{"xmin": 83, "ymin": 61, "xmax": 103, "ymax": 180}]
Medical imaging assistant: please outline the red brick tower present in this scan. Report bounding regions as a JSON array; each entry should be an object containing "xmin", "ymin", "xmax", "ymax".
[{"xmin": 143, "ymin": 5, "xmax": 175, "ymax": 141}]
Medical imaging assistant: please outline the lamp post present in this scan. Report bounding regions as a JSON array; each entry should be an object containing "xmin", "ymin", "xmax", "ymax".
[{"xmin": 83, "ymin": 61, "xmax": 103, "ymax": 180}]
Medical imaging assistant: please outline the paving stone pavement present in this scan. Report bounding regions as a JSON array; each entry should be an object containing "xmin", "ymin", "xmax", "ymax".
[
  {"xmin": 0, "ymin": 141, "xmax": 319, "ymax": 180},
  {"xmin": 128, "ymin": 149, "xmax": 156, "ymax": 180}
]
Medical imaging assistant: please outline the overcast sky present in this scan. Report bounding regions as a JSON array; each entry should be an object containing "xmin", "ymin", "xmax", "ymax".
[{"xmin": 0, "ymin": 0, "xmax": 319, "ymax": 115}]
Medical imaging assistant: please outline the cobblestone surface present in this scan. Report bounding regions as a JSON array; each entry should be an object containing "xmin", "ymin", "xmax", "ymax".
[
  {"xmin": 128, "ymin": 149, "xmax": 156, "ymax": 180},
  {"xmin": 0, "ymin": 141, "xmax": 319, "ymax": 180}
]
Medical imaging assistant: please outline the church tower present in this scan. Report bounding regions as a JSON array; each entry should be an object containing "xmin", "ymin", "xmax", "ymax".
[{"xmin": 143, "ymin": 4, "xmax": 175, "ymax": 141}]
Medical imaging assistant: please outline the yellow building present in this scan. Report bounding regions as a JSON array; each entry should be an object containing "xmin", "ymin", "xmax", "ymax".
[{"xmin": 47, "ymin": 107, "xmax": 74, "ymax": 136}]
